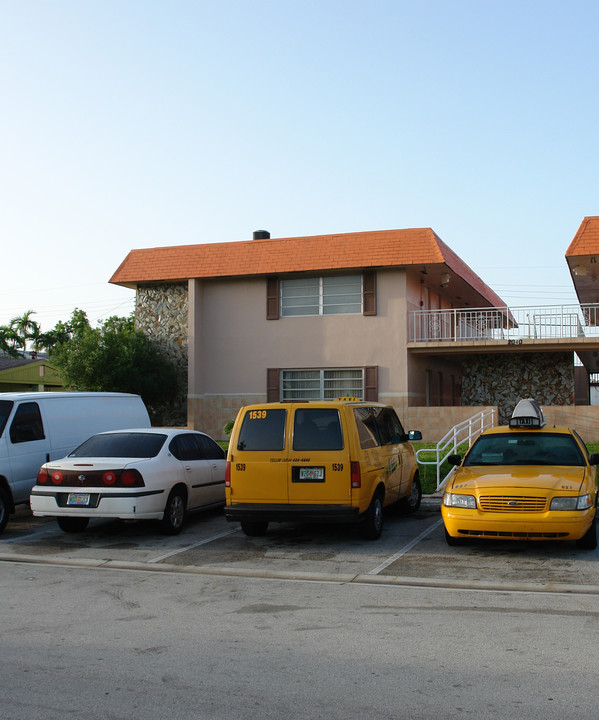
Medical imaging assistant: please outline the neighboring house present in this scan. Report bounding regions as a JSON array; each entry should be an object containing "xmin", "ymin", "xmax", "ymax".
[
  {"xmin": 0, "ymin": 354, "xmax": 64, "ymax": 392},
  {"xmin": 110, "ymin": 220, "xmax": 599, "ymax": 441}
]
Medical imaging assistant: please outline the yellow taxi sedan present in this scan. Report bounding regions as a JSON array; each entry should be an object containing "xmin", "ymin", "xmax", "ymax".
[{"xmin": 442, "ymin": 399, "xmax": 599, "ymax": 549}]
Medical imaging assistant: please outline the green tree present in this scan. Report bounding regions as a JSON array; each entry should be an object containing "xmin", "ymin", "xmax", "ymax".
[
  {"xmin": 37, "ymin": 308, "xmax": 90, "ymax": 352},
  {"xmin": 50, "ymin": 310, "xmax": 178, "ymax": 420},
  {"xmin": 0, "ymin": 325, "xmax": 21, "ymax": 357}
]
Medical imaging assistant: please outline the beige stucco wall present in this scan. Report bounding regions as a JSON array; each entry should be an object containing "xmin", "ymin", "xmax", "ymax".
[{"xmin": 188, "ymin": 270, "xmax": 412, "ymax": 438}]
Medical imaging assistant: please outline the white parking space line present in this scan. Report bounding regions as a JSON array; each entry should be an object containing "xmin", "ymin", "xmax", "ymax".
[
  {"xmin": 367, "ymin": 518, "xmax": 443, "ymax": 575},
  {"xmin": 147, "ymin": 527, "xmax": 241, "ymax": 563},
  {"xmin": 2, "ymin": 523, "xmax": 59, "ymax": 543}
]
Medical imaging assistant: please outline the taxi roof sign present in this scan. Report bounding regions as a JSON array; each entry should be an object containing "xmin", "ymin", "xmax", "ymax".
[{"xmin": 509, "ymin": 398, "xmax": 545, "ymax": 429}]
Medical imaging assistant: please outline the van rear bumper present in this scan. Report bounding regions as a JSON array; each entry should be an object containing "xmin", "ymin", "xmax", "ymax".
[{"xmin": 225, "ymin": 504, "xmax": 360, "ymax": 524}]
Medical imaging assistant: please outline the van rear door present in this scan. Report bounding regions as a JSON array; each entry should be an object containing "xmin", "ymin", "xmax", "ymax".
[
  {"xmin": 230, "ymin": 407, "xmax": 289, "ymax": 503},
  {"xmin": 287, "ymin": 406, "xmax": 351, "ymax": 505}
]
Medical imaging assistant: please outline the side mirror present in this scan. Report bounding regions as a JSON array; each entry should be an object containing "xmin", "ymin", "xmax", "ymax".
[
  {"xmin": 447, "ymin": 454, "xmax": 462, "ymax": 466},
  {"xmin": 589, "ymin": 453, "xmax": 599, "ymax": 466},
  {"xmin": 408, "ymin": 430, "xmax": 422, "ymax": 441}
]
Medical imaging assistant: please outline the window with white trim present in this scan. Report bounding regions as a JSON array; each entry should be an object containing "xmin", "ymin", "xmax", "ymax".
[
  {"xmin": 280, "ymin": 275, "xmax": 362, "ymax": 316},
  {"xmin": 281, "ymin": 369, "xmax": 364, "ymax": 401}
]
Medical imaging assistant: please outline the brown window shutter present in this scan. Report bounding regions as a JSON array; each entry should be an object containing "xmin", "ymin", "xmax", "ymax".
[
  {"xmin": 266, "ymin": 277, "xmax": 279, "ymax": 320},
  {"xmin": 364, "ymin": 366, "xmax": 378, "ymax": 401},
  {"xmin": 363, "ymin": 271, "xmax": 376, "ymax": 316},
  {"xmin": 267, "ymin": 368, "xmax": 280, "ymax": 402}
]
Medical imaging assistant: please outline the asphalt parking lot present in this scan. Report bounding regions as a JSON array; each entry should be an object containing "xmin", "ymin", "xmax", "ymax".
[{"xmin": 2, "ymin": 499, "xmax": 599, "ymax": 593}]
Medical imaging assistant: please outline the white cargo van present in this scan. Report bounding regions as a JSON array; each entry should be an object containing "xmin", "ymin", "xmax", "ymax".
[{"xmin": 0, "ymin": 392, "xmax": 150, "ymax": 534}]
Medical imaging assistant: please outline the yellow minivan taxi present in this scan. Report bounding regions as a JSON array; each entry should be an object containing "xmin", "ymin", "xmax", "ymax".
[
  {"xmin": 442, "ymin": 399, "xmax": 599, "ymax": 549},
  {"xmin": 224, "ymin": 399, "xmax": 422, "ymax": 539}
]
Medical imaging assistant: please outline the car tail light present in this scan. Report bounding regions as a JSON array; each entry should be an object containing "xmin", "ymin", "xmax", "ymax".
[
  {"xmin": 225, "ymin": 462, "xmax": 231, "ymax": 487},
  {"xmin": 51, "ymin": 471, "xmax": 63, "ymax": 485},
  {"xmin": 351, "ymin": 461, "xmax": 361, "ymax": 488},
  {"xmin": 103, "ymin": 472, "xmax": 117, "ymax": 485},
  {"xmin": 37, "ymin": 469, "xmax": 48, "ymax": 484},
  {"xmin": 120, "ymin": 470, "xmax": 139, "ymax": 486}
]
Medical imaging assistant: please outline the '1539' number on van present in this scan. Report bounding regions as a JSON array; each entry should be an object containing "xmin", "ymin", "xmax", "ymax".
[{"xmin": 248, "ymin": 410, "xmax": 267, "ymax": 420}]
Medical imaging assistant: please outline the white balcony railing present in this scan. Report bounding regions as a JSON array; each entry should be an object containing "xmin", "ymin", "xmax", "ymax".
[{"xmin": 409, "ymin": 304, "xmax": 599, "ymax": 343}]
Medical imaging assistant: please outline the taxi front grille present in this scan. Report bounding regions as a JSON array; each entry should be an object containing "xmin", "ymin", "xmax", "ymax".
[
  {"xmin": 458, "ymin": 529, "xmax": 569, "ymax": 539},
  {"xmin": 478, "ymin": 495, "xmax": 547, "ymax": 513}
]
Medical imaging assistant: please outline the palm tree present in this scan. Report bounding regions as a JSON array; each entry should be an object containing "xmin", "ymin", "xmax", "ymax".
[
  {"xmin": 9, "ymin": 310, "xmax": 41, "ymax": 354},
  {"xmin": 0, "ymin": 325, "xmax": 21, "ymax": 357}
]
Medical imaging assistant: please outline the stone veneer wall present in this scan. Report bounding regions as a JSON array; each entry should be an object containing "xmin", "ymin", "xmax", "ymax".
[
  {"xmin": 461, "ymin": 352, "xmax": 575, "ymax": 424},
  {"xmin": 135, "ymin": 283, "xmax": 188, "ymax": 426}
]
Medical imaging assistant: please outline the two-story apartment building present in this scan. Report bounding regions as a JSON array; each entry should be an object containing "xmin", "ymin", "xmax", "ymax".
[
  {"xmin": 110, "ymin": 218, "xmax": 599, "ymax": 440},
  {"xmin": 110, "ymin": 227, "xmax": 511, "ymax": 438}
]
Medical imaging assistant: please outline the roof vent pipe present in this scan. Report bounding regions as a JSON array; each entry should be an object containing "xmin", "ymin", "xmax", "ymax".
[{"xmin": 253, "ymin": 230, "xmax": 270, "ymax": 240}]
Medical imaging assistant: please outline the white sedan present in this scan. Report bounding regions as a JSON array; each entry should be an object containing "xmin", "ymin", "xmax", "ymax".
[{"xmin": 30, "ymin": 428, "xmax": 226, "ymax": 534}]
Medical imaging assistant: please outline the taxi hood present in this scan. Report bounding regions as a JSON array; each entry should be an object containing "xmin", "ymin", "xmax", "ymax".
[{"xmin": 450, "ymin": 466, "xmax": 586, "ymax": 493}]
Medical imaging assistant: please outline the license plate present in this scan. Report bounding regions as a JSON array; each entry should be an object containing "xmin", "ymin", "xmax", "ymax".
[
  {"xmin": 299, "ymin": 467, "xmax": 324, "ymax": 481},
  {"xmin": 67, "ymin": 493, "xmax": 91, "ymax": 506}
]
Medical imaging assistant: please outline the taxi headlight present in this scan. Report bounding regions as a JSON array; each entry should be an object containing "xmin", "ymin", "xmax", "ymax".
[
  {"xmin": 550, "ymin": 494, "xmax": 593, "ymax": 511},
  {"xmin": 443, "ymin": 492, "xmax": 476, "ymax": 509}
]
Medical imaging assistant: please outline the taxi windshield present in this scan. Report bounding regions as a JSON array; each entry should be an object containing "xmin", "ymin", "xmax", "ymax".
[{"xmin": 464, "ymin": 432, "xmax": 585, "ymax": 467}]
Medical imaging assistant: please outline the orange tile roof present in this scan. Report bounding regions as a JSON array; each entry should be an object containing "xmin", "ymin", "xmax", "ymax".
[
  {"xmin": 110, "ymin": 227, "xmax": 506, "ymax": 307},
  {"xmin": 566, "ymin": 216, "xmax": 599, "ymax": 257}
]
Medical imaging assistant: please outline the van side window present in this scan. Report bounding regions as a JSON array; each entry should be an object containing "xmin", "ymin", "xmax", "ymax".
[
  {"xmin": 293, "ymin": 408, "xmax": 343, "ymax": 451},
  {"xmin": 10, "ymin": 402, "xmax": 45, "ymax": 444},
  {"xmin": 238, "ymin": 409, "xmax": 287, "ymax": 451},
  {"xmin": 354, "ymin": 407, "xmax": 380, "ymax": 449},
  {"xmin": 0, "ymin": 400, "xmax": 13, "ymax": 437},
  {"xmin": 373, "ymin": 407, "xmax": 405, "ymax": 445}
]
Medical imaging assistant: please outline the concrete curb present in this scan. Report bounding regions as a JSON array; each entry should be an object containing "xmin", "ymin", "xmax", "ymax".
[{"xmin": 3, "ymin": 551, "xmax": 599, "ymax": 596}]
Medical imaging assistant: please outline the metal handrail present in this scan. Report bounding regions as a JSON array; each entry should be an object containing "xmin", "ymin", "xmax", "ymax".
[
  {"xmin": 409, "ymin": 303, "xmax": 599, "ymax": 343},
  {"xmin": 415, "ymin": 408, "xmax": 497, "ymax": 490}
]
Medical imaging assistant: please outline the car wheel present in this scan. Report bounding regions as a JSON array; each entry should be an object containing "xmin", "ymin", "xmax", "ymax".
[
  {"xmin": 0, "ymin": 487, "xmax": 9, "ymax": 535},
  {"xmin": 161, "ymin": 488, "xmax": 187, "ymax": 535},
  {"xmin": 240, "ymin": 520, "xmax": 269, "ymax": 537},
  {"xmin": 399, "ymin": 473, "xmax": 422, "ymax": 514},
  {"xmin": 576, "ymin": 515, "xmax": 597, "ymax": 550},
  {"xmin": 57, "ymin": 517, "xmax": 90, "ymax": 533},
  {"xmin": 360, "ymin": 490, "xmax": 384, "ymax": 540}
]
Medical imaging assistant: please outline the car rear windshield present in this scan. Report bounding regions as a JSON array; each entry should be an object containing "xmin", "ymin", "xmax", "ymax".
[
  {"xmin": 293, "ymin": 408, "xmax": 343, "ymax": 451},
  {"xmin": 237, "ymin": 409, "xmax": 287, "ymax": 451},
  {"xmin": 70, "ymin": 433, "xmax": 167, "ymax": 458},
  {"xmin": 464, "ymin": 432, "xmax": 585, "ymax": 467}
]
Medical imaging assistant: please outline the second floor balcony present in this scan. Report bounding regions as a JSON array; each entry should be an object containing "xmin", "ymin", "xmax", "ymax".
[{"xmin": 408, "ymin": 304, "xmax": 599, "ymax": 345}]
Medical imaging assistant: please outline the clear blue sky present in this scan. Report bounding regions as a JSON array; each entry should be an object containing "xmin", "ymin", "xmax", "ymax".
[{"xmin": 1, "ymin": 0, "xmax": 598, "ymax": 332}]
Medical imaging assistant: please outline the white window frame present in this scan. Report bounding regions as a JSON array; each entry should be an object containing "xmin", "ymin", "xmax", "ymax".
[
  {"xmin": 281, "ymin": 368, "xmax": 364, "ymax": 401},
  {"xmin": 280, "ymin": 274, "xmax": 362, "ymax": 317}
]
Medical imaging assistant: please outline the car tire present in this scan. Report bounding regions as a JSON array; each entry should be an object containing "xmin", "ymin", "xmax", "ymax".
[
  {"xmin": 57, "ymin": 517, "xmax": 90, "ymax": 533},
  {"xmin": 360, "ymin": 490, "xmax": 384, "ymax": 540},
  {"xmin": 576, "ymin": 514, "xmax": 597, "ymax": 550},
  {"xmin": 444, "ymin": 527, "xmax": 465, "ymax": 546},
  {"xmin": 399, "ymin": 473, "xmax": 422, "ymax": 514},
  {"xmin": 161, "ymin": 488, "xmax": 187, "ymax": 535},
  {"xmin": 240, "ymin": 520, "xmax": 269, "ymax": 537},
  {"xmin": 0, "ymin": 487, "xmax": 9, "ymax": 535}
]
